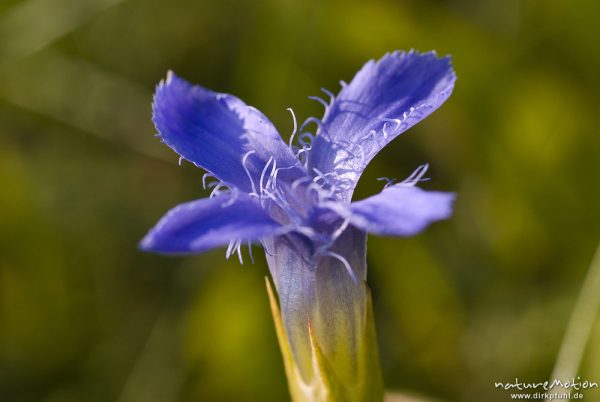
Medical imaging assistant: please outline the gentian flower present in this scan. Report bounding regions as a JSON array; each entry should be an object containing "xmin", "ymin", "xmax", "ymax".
[{"xmin": 141, "ymin": 50, "xmax": 456, "ymax": 402}]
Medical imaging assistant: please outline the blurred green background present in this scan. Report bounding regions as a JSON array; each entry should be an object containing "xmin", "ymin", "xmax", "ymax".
[{"xmin": 1, "ymin": 0, "xmax": 599, "ymax": 401}]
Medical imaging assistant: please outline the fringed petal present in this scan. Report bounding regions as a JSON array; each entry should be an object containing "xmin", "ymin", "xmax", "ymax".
[{"xmin": 308, "ymin": 51, "xmax": 456, "ymax": 201}]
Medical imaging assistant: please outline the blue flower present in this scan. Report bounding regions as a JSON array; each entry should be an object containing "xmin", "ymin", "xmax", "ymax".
[{"xmin": 141, "ymin": 50, "xmax": 456, "ymax": 398}]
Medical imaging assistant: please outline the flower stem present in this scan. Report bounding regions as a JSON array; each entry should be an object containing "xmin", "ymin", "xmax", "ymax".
[{"xmin": 546, "ymin": 242, "xmax": 600, "ymax": 400}]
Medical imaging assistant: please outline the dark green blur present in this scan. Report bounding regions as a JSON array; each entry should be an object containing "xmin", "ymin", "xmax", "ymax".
[{"xmin": 1, "ymin": 0, "xmax": 599, "ymax": 401}]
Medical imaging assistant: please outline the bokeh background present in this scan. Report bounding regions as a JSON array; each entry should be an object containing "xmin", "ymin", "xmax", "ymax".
[{"xmin": 1, "ymin": 0, "xmax": 599, "ymax": 401}]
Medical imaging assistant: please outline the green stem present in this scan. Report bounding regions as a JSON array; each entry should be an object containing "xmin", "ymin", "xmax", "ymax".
[{"xmin": 546, "ymin": 242, "xmax": 600, "ymax": 401}]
